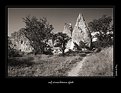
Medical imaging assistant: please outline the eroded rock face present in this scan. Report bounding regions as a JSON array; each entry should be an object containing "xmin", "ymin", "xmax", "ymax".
[
  {"xmin": 10, "ymin": 29, "xmax": 34, "ymax": 53},
  {"xmin": 63, "ymin": 23, "xmax": 73, "ymax": 52},
  {"xmin": 62, "ymin": 13, "xmax": 92, "ymax": 52},
  {"xmin": 71, "ymin": 13, "xmax": 92, "ymax": 49},
  {"xmin": 63, "ymin": 23, "xmax": 73, "ymax": 37}
]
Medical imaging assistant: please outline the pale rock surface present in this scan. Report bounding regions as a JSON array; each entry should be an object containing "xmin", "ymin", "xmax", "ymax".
[
  {"xmin": 63, "ymin": 23, "xmax": 73, "ymax": 52},
  {"xmin": 71, "ymin": 13, "xmax": 92, "ymax": 50},
  {"xmin": 63, "ymin": 23, "xmax": 73, "ymax": 37},
  {"xmin": 10, "ymin": 29, "xmax": 34, "ymax": 53}
]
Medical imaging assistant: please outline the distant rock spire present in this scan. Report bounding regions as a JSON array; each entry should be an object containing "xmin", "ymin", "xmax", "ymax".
[
  {"xmin": 63, "ymin": 22, "xmax": 73, "ymax": 37},
  {"xmin": 71, "ymin": 13, "xmax": 92, "ymax": 50},
  {"xmin": 75, "ymin": 13, "xmax": 83, "ymax": 26}
]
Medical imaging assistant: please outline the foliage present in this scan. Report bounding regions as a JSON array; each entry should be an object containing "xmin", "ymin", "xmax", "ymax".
[
  {"xmin": 22, "ymin": 16, "xmax": 54, "ymax": 54},
  {"xmin": 8, "ymin": 48, "xmax": 23, "ymax": 57},
  {"xmin": 8, "ymin": 37, "xmax": 23, "ymax": 57},
  {"xmin": 53, "ymin": 32, "xmax": 71, "ymax": 56},
  {"xmin": 73, "ymin": 40, "xmax": 93, "ymax": 52},
  {"xmin": 88, "ymin": 15, "xmax": 113, "ymax": 48},
  {"xmin": 88, "ymin": 15, "xmax": 112, "ymax": 33}
]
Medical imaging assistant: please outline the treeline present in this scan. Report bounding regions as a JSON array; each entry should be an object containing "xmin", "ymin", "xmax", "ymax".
[{"xmin": 88, "ymin": 15, "xmax": 113, "ymax": 48}]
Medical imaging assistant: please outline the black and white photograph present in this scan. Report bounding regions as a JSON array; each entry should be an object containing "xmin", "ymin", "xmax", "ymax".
[{"xmin": 7, "ymin": 7, "xmax": 114, "ymax": 77}]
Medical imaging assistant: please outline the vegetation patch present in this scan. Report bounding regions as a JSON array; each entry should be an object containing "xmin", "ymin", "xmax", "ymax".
[{"xmin": 8, "ymin": 54, "xmax": 83, "ymax": 76}]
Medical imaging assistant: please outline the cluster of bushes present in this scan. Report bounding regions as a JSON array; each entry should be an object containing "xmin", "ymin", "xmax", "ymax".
[{"xmin": 88, "ymin": 15, "xmax": 113, "ymax": 49}]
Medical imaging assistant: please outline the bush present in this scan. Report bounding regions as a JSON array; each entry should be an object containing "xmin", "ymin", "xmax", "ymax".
[
  {"xmin": 8, "ymin": 48, "xmax": 24, "ymax": 57},
  {"xmin": 8, "ymin": 57, "xmax": 34, "ymax": 67},
  {"xmin": 43, "ymin": 48, "xmax": 53, "ymax": 55}
]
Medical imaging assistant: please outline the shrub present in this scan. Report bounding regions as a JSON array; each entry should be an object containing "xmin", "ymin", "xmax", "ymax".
[
  {"xmin": 8, "ymin": 57, "xmax": 34, "ymax": 67},
  {"xmin": 88, "ymin": 15, "xmax": 113, "ymax": 48},
  {"xmin": 8, "ymin": 48, "xmax": 23, "ymax": 57}
]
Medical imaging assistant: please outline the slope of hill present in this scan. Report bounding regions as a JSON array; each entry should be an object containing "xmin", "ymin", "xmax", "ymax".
[{"xmin": 78, "ymin": 46, "xmax": 113, "ymax": 76}]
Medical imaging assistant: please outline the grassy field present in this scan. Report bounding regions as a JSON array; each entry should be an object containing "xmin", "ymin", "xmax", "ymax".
[
  {"xmin": 78, "ymin": 46, "xmax": 113, "ymax": 76},
  {"xmin": 8, "ymin": 54, "xmax": 83, "ymax": 76},
  {"xmin": 8, "ymin": 46, "xmax": 113, "ymax": 76}
]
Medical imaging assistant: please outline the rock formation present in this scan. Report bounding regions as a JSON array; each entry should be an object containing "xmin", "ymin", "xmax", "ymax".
[
  {"xmin": 63, "ymin": 23, "xmax": 73, "ymax": 37},
  {"xmin": 9, "ymin": 13, "xmax": 92, "ymax": 55},
  {"xmin": 63, "ymin": 23, "xmax": 73, "ymax": 52},
  {"xmin": 71, "ymin": 13, "xmax": 92, "ymax": 50},
  {"xmin": 10, "ymin": 28, "xmax": 34, "ymax": 53}
]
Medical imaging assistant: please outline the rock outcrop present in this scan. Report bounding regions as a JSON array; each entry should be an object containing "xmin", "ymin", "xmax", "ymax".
[
  {"xmin": 71, "ymin": 13, "xmax": 92, "ymax": 50},
  {"xmin": 63, "ymin": 23, "xmax": 73, "ymax": 37},
  {"xmin": 63, "ymin": 23, "xmax": 73, "ymax": 52},
  {"xmin": 9, "ymin": 13, "xmax": 92, "ymax": 55},
  {"xmin": 10, "ymin": 28, "xmax": 34, "ymax": 53}
]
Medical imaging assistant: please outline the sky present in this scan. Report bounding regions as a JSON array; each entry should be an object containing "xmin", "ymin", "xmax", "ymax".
[{"xmin": 8, "ymin": 8, "xmax": 113, "ymax": 36}]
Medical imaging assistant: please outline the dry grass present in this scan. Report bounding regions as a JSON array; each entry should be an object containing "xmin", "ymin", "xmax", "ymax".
[
  {"xmin": 8, "ymin": 54, "xmax": 83, "ymax": 76},
  {"xmin": 8, "ymin": 47, "xmax": 113, "ymax": 77},
  {"xmin": 78, "ymin": 46, "xmax": 113, "ymax": 76}
]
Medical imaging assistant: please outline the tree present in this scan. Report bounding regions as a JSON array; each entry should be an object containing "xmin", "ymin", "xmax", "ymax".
[
  {"xmin": 22, "ymin": 16, "xmax": 54, "ymax": 54},
  {"xmin": 53, "ymin": 32, "xmax": 71, "ymax": 56},
  {"xmin": 88, "ymin": 15, "xmax": 113, "ymax": 48}
]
